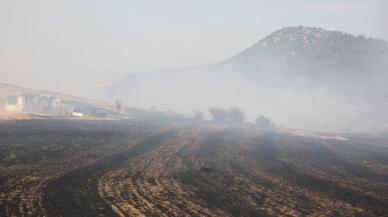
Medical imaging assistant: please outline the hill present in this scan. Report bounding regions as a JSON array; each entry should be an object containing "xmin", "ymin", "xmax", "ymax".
[
  {"xmin": 224, "ymin": 26, "xmax": 388, "ymax": 101},
  {"xmin": 0, "ymin": 83, "xmax": 31, "ymax": 105},
  {"xmin": 0, "ymin": 82, "xmax": 186, "ymax": 121},
  {"xmin": 102, "ymin": 26, "xmax": 388, "ymax": 132},
  {"xmin": 0, "ymin": 82, "xmax": 117, "ymax": 119},
  {"xmin": 0, "ymin": 82, "xmax": 113, "ymax": 109}
]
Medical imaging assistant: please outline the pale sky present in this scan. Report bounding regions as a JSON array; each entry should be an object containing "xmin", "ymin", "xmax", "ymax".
[{"xmin": 0, "ymin": 0, "xmax": 387, "ymax": 96}]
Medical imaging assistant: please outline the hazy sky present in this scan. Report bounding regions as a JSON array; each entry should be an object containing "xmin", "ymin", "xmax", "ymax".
[{"xmin": 0, "ymin": 0, "xmax": 387, "ymax": 96}]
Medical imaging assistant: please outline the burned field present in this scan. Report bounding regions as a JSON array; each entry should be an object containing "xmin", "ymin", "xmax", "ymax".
[{"xmin": 0, "ymin": 120, "xmax": 388, "ymax": 216}]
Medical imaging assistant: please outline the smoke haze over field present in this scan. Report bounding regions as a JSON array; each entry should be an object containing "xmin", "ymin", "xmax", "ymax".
[
  {"xmin": 105, "ymin": 62, "xmax": 388, "ymax": 133},
  {"xmin": 0, "ymin": 1, "xmax": 388, "ymax": 133}
]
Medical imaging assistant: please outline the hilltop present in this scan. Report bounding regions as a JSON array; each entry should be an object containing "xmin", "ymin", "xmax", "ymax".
[{"xmin": 226, "ymin": 26, "xmax": 388, "ymax": 100}]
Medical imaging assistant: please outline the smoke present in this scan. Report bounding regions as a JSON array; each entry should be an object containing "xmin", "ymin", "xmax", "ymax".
[{"xmin": 102, "ymin": 59, "xmax": 388, "ymax": 133}]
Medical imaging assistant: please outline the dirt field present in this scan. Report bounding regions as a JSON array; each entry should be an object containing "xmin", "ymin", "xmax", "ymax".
[{"xmin": 0, "ymin": 119, "xmax": 388, "ymax": 216}]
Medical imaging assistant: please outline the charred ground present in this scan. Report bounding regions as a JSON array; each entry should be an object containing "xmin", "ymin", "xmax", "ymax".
[{"xmin": 0, "ymin": 119, "xmax": 388, "ymax": 217}]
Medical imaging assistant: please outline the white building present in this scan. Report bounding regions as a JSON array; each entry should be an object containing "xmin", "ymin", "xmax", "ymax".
[
  {"xmin": 5, "ymin": 95, "xmax": 25, "ymax": 111},
  {"xmin": 72, "ymin": 112, "xmax": 84, "ymax": 117},
  {"xmin": 5, "ymin": 94, "xmax": 64, "ymax": 114}
]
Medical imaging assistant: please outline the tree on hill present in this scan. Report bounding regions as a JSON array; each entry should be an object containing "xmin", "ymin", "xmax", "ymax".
[
  {"xmin": 115, "ymin": 100, "xmax": 122, "ymax": 112},
  {"xmin": 255, "ymin": 116, "xmax": 276, "ymax": 131},
  {"xmin": 209, "ymin": 107, "xmax": 245, "ymax": 125},
  {"xmin": 193, "ymin": 110, "xmax": 205, "ymax": 121},
  {"xmin": 226, "ymin": 107, "xmax": 245, "ymax": 125},
  {"xmin": 209, "ymin": 107, "xmax": 227, "ymax": 123}
]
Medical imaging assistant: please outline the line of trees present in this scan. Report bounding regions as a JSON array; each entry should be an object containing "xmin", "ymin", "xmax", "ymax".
[
  {"xmin": 208, "ymin": 106, "xmax": 245, "ymax": 125},
  {"xmin": 255, "ymin": 116, "xmax": 276, "ymax": 131},
  {"xmin": 193, "ymin": 107, "xmax": 276, "ymax": 130}
]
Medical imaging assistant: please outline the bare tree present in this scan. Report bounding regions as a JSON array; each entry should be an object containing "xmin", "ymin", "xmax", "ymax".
[
  {"xmin": 193, "ymin": 110, "xmax": 205, "ymax": 121},
  {"xmin": 209, "ymin": 107, "xmax": 245, "ymax": 125},
  {"xmin": 227, "ymin": 106, "xmax": 245, "ymax": 124},
  {"xmin": 255, "ymin": 116, "xmax": 275, "ymax": 130},
  {"xmin": 209, "ymin": 107, "xmax": 227, "ymax": 123},
  {"xmin": 115, "ymin": 100, "xmax": 122, "ymax": 112}
]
